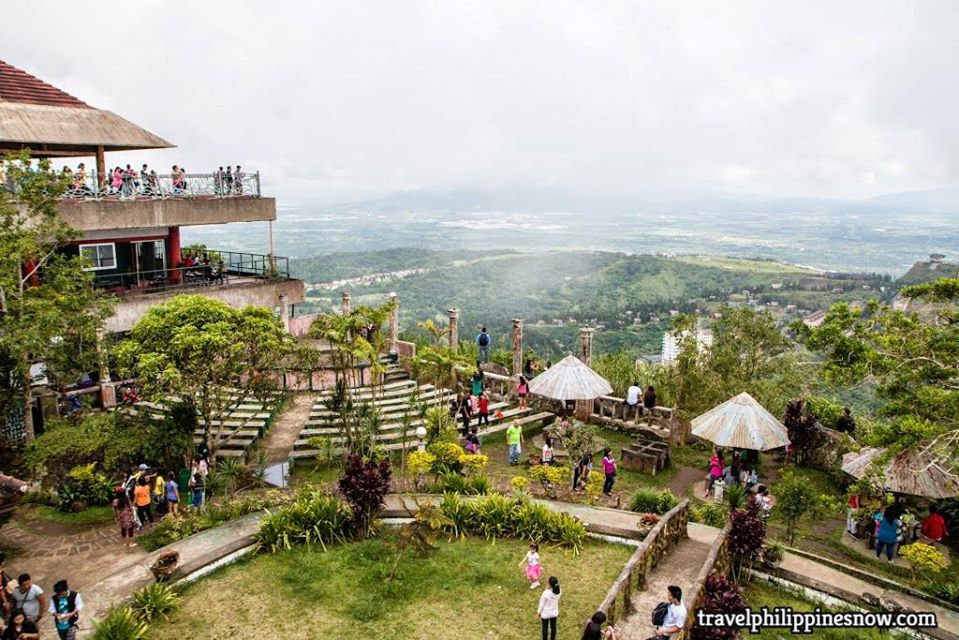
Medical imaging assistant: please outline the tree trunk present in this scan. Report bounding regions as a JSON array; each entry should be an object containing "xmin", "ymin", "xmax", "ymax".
[{"xmin": 21, "ymin": 383, "xmax": 35, "ymax": 443}]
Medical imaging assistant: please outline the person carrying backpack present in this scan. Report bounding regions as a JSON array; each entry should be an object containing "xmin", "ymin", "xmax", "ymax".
[
  {"xmin": 476, "ymin": 327, "xmax": 491, "ymax": 363},
  {"xmin": 647, "ymin": 585, "xmax": 686, "ymax": 639},
  {"xmin": 49, "ymin": 580, "xmax": 83, "ymax": 640}
]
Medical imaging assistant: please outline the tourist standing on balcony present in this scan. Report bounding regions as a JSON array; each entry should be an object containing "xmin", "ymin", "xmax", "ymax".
[
  {"xmin": 111, "ymin": 167, "xmax": 123, "ymax": 195},
  {"xmin": 234, "ymin": 166, "xmax": 243, "ymax": 194},
  {"xmin": 140, "ymin": 164, "xmax": 151, "ymax": 195},
  {"xmin": 224, "ymin": 166, "xmax": 233, "ymax": 194},
  {"xmin": 643, "ymin": 385, "xmax": 657, "ymax": 415},
  {"xmin": 476, "ymin": 327, "xmax": 491, "ymax": 363},
  {"xmin": 214, "ymin": 167, "xmax": 224, "ymax": 195},
  {"xmin": 122, "ymin": 164, "xmax": 137, "ymax": 197}
]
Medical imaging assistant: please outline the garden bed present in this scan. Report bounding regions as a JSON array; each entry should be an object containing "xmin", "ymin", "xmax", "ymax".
[{"xmin": 150, "ymin": 533, "xmax": 632, "ymax": 640}]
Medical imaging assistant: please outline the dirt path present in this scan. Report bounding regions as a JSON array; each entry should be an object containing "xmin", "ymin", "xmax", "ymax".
[
  {"xmin": 667, "ymin": 465, "xmax": 705, "ymax": 498},
  {"xmin": 261, "ymin": 394, "xmax": 315, "ymax": 464}
]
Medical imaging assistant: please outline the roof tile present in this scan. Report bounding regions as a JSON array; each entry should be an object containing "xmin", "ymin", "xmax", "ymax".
[{"xmin": 0, "ymin": 60, "xmax": 90, "ymax": 108}]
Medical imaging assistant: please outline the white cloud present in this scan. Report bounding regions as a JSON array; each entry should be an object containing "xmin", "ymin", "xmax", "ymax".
[{"xmin": 3, "ymin": 0, "xmax": 958, "ymax": 200}]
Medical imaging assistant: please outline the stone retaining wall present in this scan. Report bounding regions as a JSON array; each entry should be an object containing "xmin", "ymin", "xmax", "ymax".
[
  {"xmin": 676, "ymin": 519, "xmax": 733, "ymax": 640},
  {"xmin": 598, "ymin": 499, "xmax": 690, "ymax": 624}
]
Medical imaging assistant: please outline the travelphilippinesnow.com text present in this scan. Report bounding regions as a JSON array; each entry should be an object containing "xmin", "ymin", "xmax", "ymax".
[{"xmin": 696, "ymin": 607, "xmax": 937, "ymax": 634}]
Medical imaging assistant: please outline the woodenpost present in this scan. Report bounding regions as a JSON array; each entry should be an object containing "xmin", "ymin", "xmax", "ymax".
[
  {"xmin": 578, "ymin": 326, "xmax": 594, "ymax": 366},
  {"xmin": 341, "ymin": 291, "xmax": 351, "ymax": 315}
]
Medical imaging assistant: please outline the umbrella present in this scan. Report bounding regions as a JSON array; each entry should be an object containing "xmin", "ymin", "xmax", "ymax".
[
  {"xmin": 527, "ymin": 354, "xmax": 613, "ymax": 401},
  {"xmin": 841, "ymin": 447, "xmax": 959, "ymax": 500},
  {"xmin": 690, "ymin": 392, "xmax": 790, "ymax": 451}
]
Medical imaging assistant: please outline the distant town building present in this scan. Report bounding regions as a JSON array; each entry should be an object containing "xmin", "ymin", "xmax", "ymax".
[
  {"xmin": 662, "ymin": 328, "xmax": 713, "ymax": 365},
  {"xmin": 930, "ymin": 253, "xmax": 946, "ymax": 264},
  {"xmin": 802, "ymin": 310, "xmax": 827, "ymax": 328}
]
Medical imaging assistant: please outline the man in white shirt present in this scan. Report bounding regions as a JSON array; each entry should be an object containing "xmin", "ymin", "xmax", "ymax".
[
  {"xmin": 649, "ymin": 585, "xmax": 687, "ymax": 639},
  {"xmin": 625, "ymin": 382, "xmax": 641, "ymax": 418}
]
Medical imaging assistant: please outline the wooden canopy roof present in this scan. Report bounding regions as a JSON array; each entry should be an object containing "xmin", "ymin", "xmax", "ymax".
[{"xmin": 0, "ymin": 59, "xmax": 173, "ymax": 157}]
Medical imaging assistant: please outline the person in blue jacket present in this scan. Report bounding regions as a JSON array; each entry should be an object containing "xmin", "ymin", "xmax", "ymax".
[{"xmin": 875, "ymin": 508, "xmax": 900, "ymax": 563}]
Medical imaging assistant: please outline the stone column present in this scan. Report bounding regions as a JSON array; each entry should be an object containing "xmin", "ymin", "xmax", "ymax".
[
  {"xmin": 389, "ymin": 293, "xmax": 399, "ymax": 352},
  {"xmin": 448, "ymin": 308, "xmax": 459, "ymax": 352},
  {"xmin": 341, "ymin": 291, "xmax": 351, "ymax": 315},
  {"xmin": 512, "ymin": 318, "xmax": 523, "ymax": 376},
  {"xmin": 96, "ymin": 328, "xmax": 117, "ymax": 408},
  {"xmin": 279, "ymin": 293, "xmax": 291, "ymax": 332},
  {"xmin": 579, "ymin": 327, "xmax": 595, "ymax": 366}
]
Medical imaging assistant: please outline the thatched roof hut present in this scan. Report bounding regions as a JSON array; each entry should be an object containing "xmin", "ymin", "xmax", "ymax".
[
  {"xmin": 527, "ymin": 354, "xmax": 613, "ymax": 401},
  {"xmin": 0, "ymin": 59, "xmax": 172, "ymax": 158},
  {"xmin": 690, "ymin": 392, "xmax": 790, "ymax": 451},
  {"xmin": 841, "ymin": 447, "xmax": 959, "ymax": 500}
]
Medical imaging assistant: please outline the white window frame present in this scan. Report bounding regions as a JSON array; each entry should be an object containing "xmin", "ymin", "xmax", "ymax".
[{"xmin": 79, "ymin": 242, "xmax": 117, "ymax": 271}]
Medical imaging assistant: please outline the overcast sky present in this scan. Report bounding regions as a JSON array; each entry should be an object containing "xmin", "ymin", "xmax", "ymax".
[{"xmin": 3, "ymin": 1, "xmax": 958, "ymax": 202}]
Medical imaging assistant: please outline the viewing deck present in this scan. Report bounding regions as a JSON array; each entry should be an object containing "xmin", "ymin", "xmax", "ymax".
[{"xmin": 49, "ymin": 172, "xmax": 275, "ymax": 231}]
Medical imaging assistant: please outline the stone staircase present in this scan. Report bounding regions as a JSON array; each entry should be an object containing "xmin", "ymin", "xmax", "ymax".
[
  {"xmin": 290, "ymin": 378, "xmax": 554, "ymax": 458},
  {"xmin": 615, "ymin": 526, "xmax": 716, "ymax": 639}
]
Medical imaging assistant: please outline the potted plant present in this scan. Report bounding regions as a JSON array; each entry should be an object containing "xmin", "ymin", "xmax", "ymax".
[{"xmin": 150, "ymin": 550, "xmax": 180, "ymax": 582}]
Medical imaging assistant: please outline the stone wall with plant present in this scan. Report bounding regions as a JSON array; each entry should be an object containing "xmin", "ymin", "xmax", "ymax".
[
  {"xmin": 676, "ymin": 519, "xmax": 733, "ymax": 640},
  {"xmin": 598, "ymin": 499, "xmax": 690, "ymax": 624}
]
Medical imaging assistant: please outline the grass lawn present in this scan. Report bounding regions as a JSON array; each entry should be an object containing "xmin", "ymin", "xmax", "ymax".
[
  {"xmin": 24, "ymin": 504, "xmax": 116, "ymax": 527},
  {"xmin": 744, "ymin": 579, "xmax": 898, "ymax": 639},
  {"xmin": 152, "ymin": 534, "xmax": 633, "ymax": 640}
]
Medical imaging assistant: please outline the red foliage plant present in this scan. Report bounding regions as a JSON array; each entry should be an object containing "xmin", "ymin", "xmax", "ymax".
[
  {"xmin": 691, "ymin": 573, "xmax": 747, "ymax": 640},
  {"xmin": 338, "ymin": 453, "xmax": 392, "ymax": 537}
]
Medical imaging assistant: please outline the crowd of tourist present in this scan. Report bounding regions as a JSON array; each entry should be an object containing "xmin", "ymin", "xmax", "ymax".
[
  {"xmin": 112, "ymin": 453, "xmax": 210, "ymax": 549},
  {"xmin": 51, "ymin": 162, "xmax": 247, "ymax": 198},
  {"xmin": 0, "ymin": 552, "xmax": 83, "ymax": 640},
  {"xmin": 846, "ymin": 496, "xmax": 950, "ymax": 564}
]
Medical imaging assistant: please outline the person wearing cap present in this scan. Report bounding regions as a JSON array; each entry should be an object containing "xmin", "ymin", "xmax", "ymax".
[{"xmin": 49, "ymin": 580, "xmax": 83, "ymax": 640}]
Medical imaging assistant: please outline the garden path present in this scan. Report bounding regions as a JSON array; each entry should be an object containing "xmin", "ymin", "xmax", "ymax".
[
  {"xmin": 615, "ymin": 525, "xmax": 716, "ymax": 640},
  {"xmin": 260, "ymin": 393, "xmax": 315, "ymax": 463}
]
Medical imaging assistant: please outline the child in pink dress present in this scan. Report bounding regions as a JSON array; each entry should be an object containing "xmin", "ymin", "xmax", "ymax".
[{"xmin": 519, "ymin": 542, "xmax": 542, "ymax": 589}]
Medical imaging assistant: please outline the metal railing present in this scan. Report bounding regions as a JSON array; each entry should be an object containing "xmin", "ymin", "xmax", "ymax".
[
  {"xmin": 92, "ymin": 250, "xmax": 289, "ymax": 294},
  {"xmin": 58, "ymin": 171, "xmax": 261, "ymax": 200}
]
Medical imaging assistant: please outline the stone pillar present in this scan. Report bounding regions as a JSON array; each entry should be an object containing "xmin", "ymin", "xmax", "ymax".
[
  {"xmin": 96, "ymin": 328, "xmax": 117, "ymax": 408},
  {"xmin": 512, "ymin": 318, "xmax": 523, "ymax": 376},
  {"xmin": 341, "ymin": 291, "xmax": 351, "ymax": 315},
  {"xmin": 279, "ymin": 293, "xmax": 291, "ymax": 332},
  {"xmin": 389, "ymin": 293, "xmax": 399, "ymax": 352},
  {"xmin": 448, "ymin": 308, "xmax": 459, "ymax": 352},
  {"xmin": 579, "ymin": 327, "xmax": 595, "ymax": 366}
]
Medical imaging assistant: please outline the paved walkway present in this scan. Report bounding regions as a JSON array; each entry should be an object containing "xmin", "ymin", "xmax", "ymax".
[
  {"xmin": 261, "ymin": 394, "xmax": 315, "ymax": 463},
  {"xmin": 780, "ymin": 552, "xmax": 959, "ymax": 637}
]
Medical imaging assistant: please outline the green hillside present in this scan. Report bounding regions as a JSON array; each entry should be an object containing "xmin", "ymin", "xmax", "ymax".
[{"xmin": 292, "ymin": 250, "xmax": 888, "ymax": 358}]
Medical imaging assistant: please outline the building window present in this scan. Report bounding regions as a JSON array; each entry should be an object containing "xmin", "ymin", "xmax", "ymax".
[{"xmin": 79, "ymin": 243, "xmax": 116, "ymax": 271}]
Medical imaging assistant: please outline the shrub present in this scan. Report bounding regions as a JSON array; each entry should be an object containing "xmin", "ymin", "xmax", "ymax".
[
  {"xmin": 629, "ymin": 488, "xmax": 679, "ymax": 515},
  {"xmin": 458, "ymin": 454, "xmax": 488, "ymax": 475},
  {"xmin": 775, "ymin": 470, "xmax": 819, "ymax": 544},
  {"xmin": 529, "ymin": 465, "xmax": 570, "ymax": 488},
  {"xmin": 762, "ymin": 541, "xmax": 785, "ymax": 567},
  {"xmin": 511, "ymin": 476, "xmax": 531, "ymax": 493},
  {"xmin": 690, "ymin": 502, "xmax": 728, "ymax": 528},
  {"xmin": 130, "ymin": 583, "xmax": 179, "ymax": 622},
  {"xmin": 584, "ymin": 470, "xmax": 605, "ymax": 502},
  {"xmin": 924, "ymin": 579, "xmax": 959, "ymax": 605},
  {"xmin": 723, "ymin": 484, "xmax": 746, "ymax": 511},
  {"xmin": 691, "ymin": 573, "xmax": 747, "ymax": 640},
  {"xmin": 438, "ymin": 472, "xmax": 468, "ymax": 494},
  {"xmin": 728, "ymin": 505, "xmax": 766, "ymax": 582},
  {"xmin": 804, "ymin": 395, "xmax": 844, "ymax": 430},
  {"xmin": 900, "ymin": 543, "xmax": 947, "ymax": 581},
  {"xmin": 407, "ymin": 451, "xmax": 435, "ymax": 477},
  {"xmin": 57, "ymin": 463, "xmax": 113, "ymax": 512},
  {"xmin": 427, "ymin": 442, "xmax": 464, "ymax": 475},
  {"xmin": 338, "ymin": 454, "xmax": 392, "ymax": 538},
  {"xmin": 91, "ymin": 606, "xmax": 148, "ymax": 640},
  {"xmin": 255, "ymin": 488, "xmax": 353, "ymax": 552},
  {"xmin": 438, "ymin": 493, "xmax": 587, "ymax": 551},
  {"xmin": 470, "ymin": 475, "xmax": 492, "ymax": 495}
]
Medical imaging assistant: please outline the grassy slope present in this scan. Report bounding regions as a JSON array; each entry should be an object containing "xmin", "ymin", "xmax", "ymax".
[{"xmin": 152, "ymin": 534, "xmax": 632, "ymax": 640}]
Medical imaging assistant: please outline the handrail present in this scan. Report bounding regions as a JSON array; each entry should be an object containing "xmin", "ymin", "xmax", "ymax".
[
  {"xmin": 597, "ymin": 499, "xmax": 690, "ymax": 624},
  {"xmin": 676, "ymin": 520, "xmax": 733, "ymax": 640},
  {"xmin": 57, "ymin": 171, "xmax": 261, "ymax": 200}
]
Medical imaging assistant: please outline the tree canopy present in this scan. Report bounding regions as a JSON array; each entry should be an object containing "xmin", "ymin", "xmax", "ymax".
[
  {"xmin": 115, "ymin": 294, "xmax": 293, "ymax": 453},
  {"xmin": 800, "ymin": 279, "xmax": 959, "ymax": 473},
  {"xmin": 0, "ymin": 153, "xmax": 113, "ymax": 441}
]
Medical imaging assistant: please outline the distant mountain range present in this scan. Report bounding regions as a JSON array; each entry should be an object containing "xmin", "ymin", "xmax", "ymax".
[{"xmin": 313, "ymin": 186, "xmax": 959, "ymax": 216}]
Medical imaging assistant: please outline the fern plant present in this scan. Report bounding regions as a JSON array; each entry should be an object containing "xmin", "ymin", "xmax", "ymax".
[
  {"xmin": 130, "ymin": 583, "xmax": 180, "ymax": 622},
  {"xmin": 91, "ymin": 607, "xmax": 148, "ymax": 640}
]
